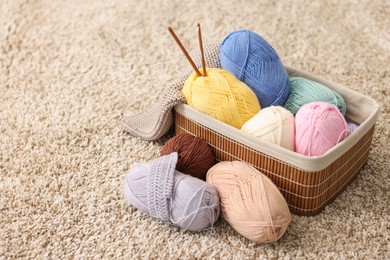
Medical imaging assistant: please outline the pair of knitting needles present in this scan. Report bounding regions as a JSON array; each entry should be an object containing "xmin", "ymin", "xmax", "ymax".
[{"xmin": 168, "ymin": 23, "xmax": 207, "ymax": 77}]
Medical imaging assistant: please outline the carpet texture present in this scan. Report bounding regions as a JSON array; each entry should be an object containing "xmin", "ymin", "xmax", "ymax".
[{"xmin": 1, "ymin": 0, "xmax": 389, "ymax": 258}]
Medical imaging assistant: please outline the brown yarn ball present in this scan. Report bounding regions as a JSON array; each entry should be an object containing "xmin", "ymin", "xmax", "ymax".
[{"xmin": 160, "ymin": 134, "xmax": 215, "ymax": 180}]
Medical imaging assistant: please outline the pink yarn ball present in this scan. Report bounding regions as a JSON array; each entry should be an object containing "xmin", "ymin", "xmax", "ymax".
[{"xmin": 295, "ymin": 102, "xmax": 349, "ymax": 156}]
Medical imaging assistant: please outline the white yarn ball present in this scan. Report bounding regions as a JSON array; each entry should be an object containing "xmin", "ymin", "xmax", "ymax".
[{"xmin": 241, "ymin": 106, "xmax": 295, "ymax": 150}]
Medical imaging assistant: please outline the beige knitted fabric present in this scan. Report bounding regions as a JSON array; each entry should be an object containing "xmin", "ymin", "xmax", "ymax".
[{"xmin": 122, "ymin": 42, "xmax": 221, "ymax": 140}]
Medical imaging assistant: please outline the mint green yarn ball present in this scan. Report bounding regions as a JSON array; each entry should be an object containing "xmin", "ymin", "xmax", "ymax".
[{"xmin": 284, "ymin": 77, "xmax": 346, "ymax": 115}]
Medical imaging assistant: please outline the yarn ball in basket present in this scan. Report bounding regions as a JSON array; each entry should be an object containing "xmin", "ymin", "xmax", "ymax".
[
  {"xmin": 124, "ymin": 152, "xmax": 220, "ymax": 232},
  {"xmin": 219, "ymin": 30, "xmax": 290, "ymax": 108},
  {"xmin": 206, "ymin": 161, "xmax": 291, "ymax": 243},
  {"xmin": 182, "ymin": 67, "xmax": 261, "ymax": 129},
  {"xmin": 295, "ymin": 102, "xmax": 350, "ymax": 156},
  {"xmin": 241, "ymin": 106, "xmax": 295, "ymax": 151},
  {"xmin": 160, "ymin": 134, "xmax": 215, "ymax": 180},
  {"xmin": 284, "ymin": 77, "xmax": 347, "ymax": 115},
  {"xmin": 347, "ymin": 122, "xmax": 359, "ymax": 133}
]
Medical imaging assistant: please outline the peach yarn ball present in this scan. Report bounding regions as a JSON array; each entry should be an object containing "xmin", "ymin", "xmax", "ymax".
[{"xmin": 206, "ymin": 161, "xmax": 291, "ymax": 243}]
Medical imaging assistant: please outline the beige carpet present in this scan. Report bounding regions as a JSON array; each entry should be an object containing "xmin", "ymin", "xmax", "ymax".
[{"xmin": 1, "ymin": 0, "xmax": 389, "ymax": 258}]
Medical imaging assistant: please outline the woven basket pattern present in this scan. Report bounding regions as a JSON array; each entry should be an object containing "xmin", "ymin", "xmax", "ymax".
[{"xmin": 175, "ymin": 112, "xmax": 375, "ymax": 215}]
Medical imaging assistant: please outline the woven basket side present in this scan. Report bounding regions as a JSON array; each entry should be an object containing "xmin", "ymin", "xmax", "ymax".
[{"xmin": 175, "ymin": 112, "xmax": 375, "ymax": 215}]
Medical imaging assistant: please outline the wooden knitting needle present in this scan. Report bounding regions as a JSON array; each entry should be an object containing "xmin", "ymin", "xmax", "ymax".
[
  {"xmin": 168, "ymin": 26, "xmax": 202, "ymax": 77},
  {"xmin": 197, "ymin": 23, "xmax": 207, "ymax": 76}
]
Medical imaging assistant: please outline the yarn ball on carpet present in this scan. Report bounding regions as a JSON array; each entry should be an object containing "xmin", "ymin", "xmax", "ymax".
[
  {"xmin": 206, "ymin": 161, "xmax": 291, "ymax": 243},
  {"xmin": 124, "ymin": 152, "xmax": 220, "ymax": 232},
  {"xmin": 160, "ymin": 134, "xmax": 215, "ymax": 180}
]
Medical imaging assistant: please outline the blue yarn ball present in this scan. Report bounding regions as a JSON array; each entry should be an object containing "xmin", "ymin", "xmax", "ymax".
[{"xmin": 219, "ymin": 30, "xmax": 290, "ymax": 108}]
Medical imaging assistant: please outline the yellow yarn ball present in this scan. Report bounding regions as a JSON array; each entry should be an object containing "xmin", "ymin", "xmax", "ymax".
[{"xmin": 182, "ymin": 68, "xmax": 261, "ymax": 129}]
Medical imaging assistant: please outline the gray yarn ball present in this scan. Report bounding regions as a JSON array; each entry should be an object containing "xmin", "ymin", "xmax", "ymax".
[{"xmin": 124, "ymin": 152, "xmax": 220, "ymax": 231}]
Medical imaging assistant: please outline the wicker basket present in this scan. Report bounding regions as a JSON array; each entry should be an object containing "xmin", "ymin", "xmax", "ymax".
[{"xmin": 174, "ymin": 66, "xmax": 379, "ymax": 216}]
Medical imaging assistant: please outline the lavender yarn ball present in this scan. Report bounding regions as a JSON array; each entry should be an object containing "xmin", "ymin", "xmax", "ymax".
[
  {"xmin": 347, "ymin": 122, "xmax": 359, "ymax": 133},
  {"xmin": 124, "ymin": 152, "xmax": 220, "ymax": 231}
]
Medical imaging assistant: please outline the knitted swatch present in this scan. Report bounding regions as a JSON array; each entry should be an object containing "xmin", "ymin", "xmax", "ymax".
[
  {"xmin": 122, "ymin": 42, "xmax": 221, "ymax": 140},
  {"xmin": 147, "ymin": 152, "xmax": 177, "ymax": 220}
]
